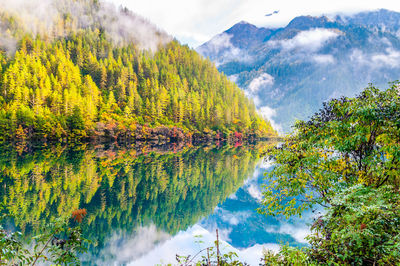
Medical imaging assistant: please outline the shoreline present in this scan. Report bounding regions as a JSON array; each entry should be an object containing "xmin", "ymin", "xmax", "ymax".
[{"xmin": 9, "ymin": 124, "xmax": 278, "ymax": 148}]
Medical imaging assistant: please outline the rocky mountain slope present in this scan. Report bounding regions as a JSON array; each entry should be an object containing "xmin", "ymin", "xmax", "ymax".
[{"xmin": 198, "ymin": 9, "xmax": 400, "ymax": 131}]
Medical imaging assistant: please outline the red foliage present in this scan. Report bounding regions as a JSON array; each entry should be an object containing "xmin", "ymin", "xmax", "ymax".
[
  {"xmin": 234, "ymin": 131, "xmax": 243, "ymax": 140},
  {"xmin": 71, "ymin": 209, "xmax": 87, "ymax": 223},
  {"xmin": 235, "ymin": 141, "xmax": 243, "ymax": 148}
]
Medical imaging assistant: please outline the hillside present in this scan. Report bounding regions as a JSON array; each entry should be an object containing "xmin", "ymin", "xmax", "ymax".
[
  {"xmin": 198, "ymin": 9, "xmax": 400, "ymax": 132},
  {"xmin": 0, "ymin": 0, "xmax": 275, "ymax": 143}
]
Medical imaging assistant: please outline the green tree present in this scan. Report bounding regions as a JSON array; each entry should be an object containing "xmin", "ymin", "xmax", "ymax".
[
  {"xmin": 67, "ymin": 106, "xmax": 85, "ymax": 131},
  {"xmin": 307, "ymin": 185, "xmax": 400, "ymax": 265},
  {"xmin": 260, "ymin": 84, "xmax": 400, "ymax": 217}
]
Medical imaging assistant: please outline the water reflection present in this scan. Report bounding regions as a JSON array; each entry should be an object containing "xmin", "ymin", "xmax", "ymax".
[
  {"xmin": 0, "ymin": 143, "xmax": 272, "ymax": 265},
  {"xmin": 129, "ymin": 224, "xmax": 276, "ymax": 266},
  {"xmin": 125, "ymin": 161, "xmax": 313, "ymax": 265},
  {"xmin": 200, "ymin": 161, "xmax": 312, "ymax": 249}
]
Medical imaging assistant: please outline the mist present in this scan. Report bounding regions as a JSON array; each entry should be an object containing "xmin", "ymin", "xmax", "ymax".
[{"xmin": 0, "ymin": 0, "xmax": 172, "ymax": 53}]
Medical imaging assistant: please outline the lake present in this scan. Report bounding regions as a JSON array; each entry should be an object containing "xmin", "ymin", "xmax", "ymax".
[{"xmin": 0, "ymin": 142, "xmax": 312, "ymax": 265}]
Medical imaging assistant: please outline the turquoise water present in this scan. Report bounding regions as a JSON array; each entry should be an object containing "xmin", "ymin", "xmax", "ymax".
[{"xmin": 0, "ymin": 144, "xmax": 311, "ymax": 265}]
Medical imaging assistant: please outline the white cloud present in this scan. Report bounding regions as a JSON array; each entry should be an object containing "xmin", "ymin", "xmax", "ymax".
[
  {"xmin": 265, "ymin": 223, "xmax": 310, "ymax": 244},
  {"xmin": 260, "ymin": 157, "xmax": 274, "ymax": 169},
  {"xmin": 372, "ymin": 48, "xmax": 400, "ymax": 67},
  {"xmin": 243, "ymin": 74, "xmax": 283, "ymax": 132},
  {"xmin": 204, "ymin": 33, "xmax": 238, "ymax": 54},
  {"xmin": 374, "ymin": 37, "xmax": 392, "ymax": 47},
  {"xmin": 228, "ymin": 74, "xmax": 239, "ymax": 83},
  {"xmin": 198, "ymin": 33, "xmax": 241, "ymax": 64},
  {"xmin": 250, "ymin": 94, "xmax": 262, "ymax": 106},
  {"xmin": 248, "ymin": 73, "xmax": 274, "ymax": 93},
  {"xmin": 259, "ymin": 105, "xmax": 283, "ymax": 132},
  {"xmin": 240, "ymin": 244, "xmax": 281, "ymax": 263},
  {"xmin": 128, "ymin": 225, "xmax": 270, "ymax": 266},
  {"xmin": 90, "ymin": 224, "xmax": 170, "ymax": 265},
  {"xmin": 263, "ymin": 208, "xmax": 320, "ymax": 244},
  {"xmin": 247, "ymin": 183, "xmax": 263, "ymax": 201},
  {"xmin": 350, "ymin": 49, "xmax": 368, "ymax": 64},
  {"xmin": 313, "ymin": 54, "xmax": 335, "ymax": 64},
  {"xmin": 214, "ymin": 207, "xmax": 252, "ymax": 227},
  {"xmin": 0, "ymin": 0, "xmax": 57, "ymax": 35},
  {"xmin": 0, "ymin": 36, "xmax": 18, "ymax": 55},
  {"xmin": 210, "ymin": 207, "xmax": 244, "ymax": 226},
  {"xmin": 0, "ymin": 0, "xmax": 172, "ymax": 52},
  {"xmin": 350, "ymin": 48, "xmax": 400, "ymax": 68},
  {"xmin": 197, "ymin": 32, "xmax": 255, "ymax": 65},
  {"xmin": 280, "ymin": 28, "xmax": 340, "ymax": 52},
  {"xmin": 111, "ymin": 0, "xmax": 400, "ymax": 47}
]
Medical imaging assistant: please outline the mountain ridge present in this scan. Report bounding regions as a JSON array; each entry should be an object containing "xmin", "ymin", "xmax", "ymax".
[{"xmin": 198, "ymin": 9, "xmax": 400, "ymax": 132}]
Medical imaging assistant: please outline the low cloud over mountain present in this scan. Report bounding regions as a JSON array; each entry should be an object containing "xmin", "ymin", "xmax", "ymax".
[
  {"xmin": 198, "ymin": 9, "xmax": 400, "ymax": 132},
  {"xmin": 0, "ymin": 0, "xmax": 171, "ymax": 52}
]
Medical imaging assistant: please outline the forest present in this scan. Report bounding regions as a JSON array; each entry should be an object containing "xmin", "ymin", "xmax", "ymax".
[{"xmin": 0, "ymin": 4, "xmax": 275, "ymax": 144}]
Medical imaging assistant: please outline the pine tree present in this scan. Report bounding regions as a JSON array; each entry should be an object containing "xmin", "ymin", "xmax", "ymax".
[{"xmin": 0, "ymin": 17, "xmax": 274, "ymax": 142}]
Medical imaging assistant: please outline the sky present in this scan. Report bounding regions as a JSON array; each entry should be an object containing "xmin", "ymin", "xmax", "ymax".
[{"xmin": 110, "ymin": 0, "xmax": 400, "ymax": 48}]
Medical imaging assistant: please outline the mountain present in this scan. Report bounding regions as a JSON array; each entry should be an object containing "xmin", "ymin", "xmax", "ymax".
[
  {"xmin": 198, "ymin": 9, "xmax": 400, "ymax": 132},
  {"xmin": 0, "ymin": 0, "xmax": 275, "ymax": 143},
  {"xmin": 337, "ymin": 9, "xmax": 400, "ymax": 32}
]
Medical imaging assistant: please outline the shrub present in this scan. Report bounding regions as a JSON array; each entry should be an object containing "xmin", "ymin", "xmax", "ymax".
[
  {"xmin": 261, "ymin": 245, "xmax": 315, "ymax": 266},
  {"xmin": 307, "ymin": 185, "xmax": 400, "ymax": 265}
]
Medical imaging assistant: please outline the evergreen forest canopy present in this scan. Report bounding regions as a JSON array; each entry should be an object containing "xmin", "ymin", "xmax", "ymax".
[{"xmin": 0, "ymin": 0, "xmax": 274, "ymax": 143}]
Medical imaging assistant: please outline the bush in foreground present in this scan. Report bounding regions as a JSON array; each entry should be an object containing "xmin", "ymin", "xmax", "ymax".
[
  {"xmin": 307, "ymin": 185, "xmax": 400, "ymax": 265},
  {"xmin": 259, "ymin": 84, "xmax": 400, "ymax": 265},
  {"xmin": 260, "ymin": 185, "xmax": 400, "ymax": 265},
  {"xmin": 0, "ymin": 209, "xmax": 88, "ymax": 265}
]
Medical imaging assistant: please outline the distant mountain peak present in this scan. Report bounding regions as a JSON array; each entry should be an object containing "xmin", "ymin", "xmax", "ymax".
[
  {"xmin": 221, "ymin": 21, "xmax": 274, "ymax": 49},
  {"xmin": 286, "ymin": 15, "xmax": 335, "ymax": 30},
  {"xmin": 226, "ymin": 21, "xmax": 261, "ymax": 33},
  {"xmin": 237, "ymin": 20, "xmax": 252, "ymax": 25},
  {"xmin": 337, "ymin": 9, "xmax": 400, "ymax": 32},
  {"xmin": 198, "ymin": 9, "xmax": 400, "ymax": 132}
]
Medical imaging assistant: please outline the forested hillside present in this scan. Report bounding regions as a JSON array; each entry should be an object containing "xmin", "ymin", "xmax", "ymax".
[{"xmin": 0, "ymin": 0, "xmax": 274, "ymax": 143}]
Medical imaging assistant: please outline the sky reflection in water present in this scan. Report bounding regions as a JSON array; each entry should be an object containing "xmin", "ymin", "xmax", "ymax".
[{"xmin": 123, "ymin": 161, "xmax": 314, "ymax": 265}]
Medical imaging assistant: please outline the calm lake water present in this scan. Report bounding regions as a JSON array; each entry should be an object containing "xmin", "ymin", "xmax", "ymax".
[{"xmin": 0, "ymin": 143, "xmax": 312, "ymax": 265}]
